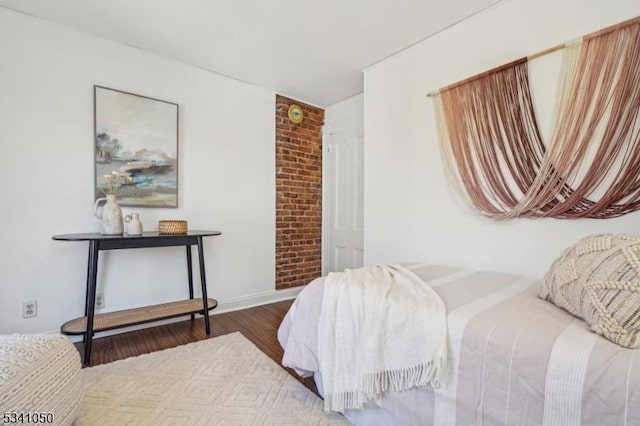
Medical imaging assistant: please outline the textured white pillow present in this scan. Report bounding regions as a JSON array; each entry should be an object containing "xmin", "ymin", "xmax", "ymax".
[{"xmin": 540, "ymin": 233, "xmax": 640, "ymax": 348}]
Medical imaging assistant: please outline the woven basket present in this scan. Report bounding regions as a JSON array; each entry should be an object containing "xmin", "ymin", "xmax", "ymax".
[{"xmin": 158, "ymin": 220, "xmax": 188, "ymax": 235}]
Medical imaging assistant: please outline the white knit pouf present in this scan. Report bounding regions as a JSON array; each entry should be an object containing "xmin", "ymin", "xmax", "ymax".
[{"xmin": 0, "ymin": 334, "xmax": 82, "ymax": 426}]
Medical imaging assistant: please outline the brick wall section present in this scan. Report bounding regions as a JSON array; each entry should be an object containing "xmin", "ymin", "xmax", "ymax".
[{"xmin": 275, "ymin": 95, "xmax": 324, "ymax": 289}]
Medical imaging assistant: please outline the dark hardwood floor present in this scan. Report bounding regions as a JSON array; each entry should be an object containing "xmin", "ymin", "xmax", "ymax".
[{"xmin": 74, "ymin": 299, "xmax": 318, "ymax": 394}]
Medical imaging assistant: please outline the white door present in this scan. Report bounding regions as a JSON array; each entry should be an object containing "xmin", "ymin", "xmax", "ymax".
[{"xmin": 323, "ymin": 123, "xmax": 364, "ymax": 274}]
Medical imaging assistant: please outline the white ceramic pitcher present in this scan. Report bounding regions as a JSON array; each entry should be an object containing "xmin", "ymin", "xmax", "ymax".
[
  {"xmin": 93, "ymin": 194, "xmax": 124, "ymax": 235},
  {"xmin": 125, "ymin": 213, "xmax": 143, "ymax": 236}
]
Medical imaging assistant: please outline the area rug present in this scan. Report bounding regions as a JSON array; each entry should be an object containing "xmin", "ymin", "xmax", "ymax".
[{"xmin": 77, "ymin": 332, "xmax": 347, "ymax": 425}]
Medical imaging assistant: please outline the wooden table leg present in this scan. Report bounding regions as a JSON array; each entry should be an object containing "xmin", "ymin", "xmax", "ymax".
[
  {"xmin": 196, "ymin": 236, "xmax": 211, "ymax": 335},
  {"xmin": 186, "ymin": 245, "xmax": 195, "ymax": 321},
  {"xmin": 84, "ymin": 240, "xmax": 99, "ymax": 365}
]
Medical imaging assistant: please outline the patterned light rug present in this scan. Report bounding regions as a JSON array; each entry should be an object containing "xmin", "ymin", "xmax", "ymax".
[{"xmin": 77, "ymin": 332, "xmax": 347, "ymax": 425}]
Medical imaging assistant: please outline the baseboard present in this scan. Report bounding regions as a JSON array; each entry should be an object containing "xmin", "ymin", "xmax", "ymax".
[
  {"xmin": 54, "ymin": 286, "xmax": 304, "ymax": 343},
  {"xmin": 212, "ymin": 286, "xmax": 302, "ymax": 314}
]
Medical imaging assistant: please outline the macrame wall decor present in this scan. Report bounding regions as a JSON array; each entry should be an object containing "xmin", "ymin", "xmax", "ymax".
[{"xmin": 430, "ymin": 17, "xmax": 640, "ymax": 220}]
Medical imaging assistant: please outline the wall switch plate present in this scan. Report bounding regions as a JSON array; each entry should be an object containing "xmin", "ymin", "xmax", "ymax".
[
  {"xmin": 23, "ymin": 300, "xmax": 37, "ymax": 318},
  {"xmin": 96, "ymin": 292, "xmax": 105, "ymax": 309}
]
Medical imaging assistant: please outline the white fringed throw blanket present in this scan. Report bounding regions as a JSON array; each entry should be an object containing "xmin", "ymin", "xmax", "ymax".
[{"xmin": 318, "ymin": 264, "xmax": 449, "ymax": 412}]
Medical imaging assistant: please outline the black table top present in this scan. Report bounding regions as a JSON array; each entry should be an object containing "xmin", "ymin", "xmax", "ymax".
[{"xmin": 52, "ymin": 230, "xmax": 221, "ymax": 241}]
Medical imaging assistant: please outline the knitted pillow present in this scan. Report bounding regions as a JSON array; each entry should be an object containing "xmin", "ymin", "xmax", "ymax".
[{"xmin": 540, "ymin": 233, "xmax": 640, "ymax": 348}]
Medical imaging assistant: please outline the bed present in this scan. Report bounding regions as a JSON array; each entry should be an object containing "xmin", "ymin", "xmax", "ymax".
[{"xmin": 278, "ymin": 263, "xmax": 640, "ymax": 425}]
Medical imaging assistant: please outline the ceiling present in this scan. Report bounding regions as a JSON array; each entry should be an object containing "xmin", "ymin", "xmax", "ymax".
[{"xmin": 0, "ymin": 0, "xmax": 501, "ymax": 107}]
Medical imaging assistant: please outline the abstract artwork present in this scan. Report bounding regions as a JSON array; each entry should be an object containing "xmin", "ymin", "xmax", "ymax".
[{"xmin": 94, "ymin": 85, "xmax": 178, "ymax": 207}]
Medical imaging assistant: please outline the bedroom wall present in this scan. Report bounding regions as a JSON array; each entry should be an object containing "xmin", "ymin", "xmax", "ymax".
[
  {"xmin": 363, "ymin": 0, "xmax": 640, "ymax": 277},
  {"xmin": 275, "ymin": 95, "xmax": 324, "ymax": 289},
  {"xmin": 0, "ymin": 8, "xmax": 294, "ymax": 335}
]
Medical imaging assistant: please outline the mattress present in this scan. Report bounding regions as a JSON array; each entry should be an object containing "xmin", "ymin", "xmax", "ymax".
[{"xmin": 277, "ymin": 264, "xmax": 640, "ymax": 426}]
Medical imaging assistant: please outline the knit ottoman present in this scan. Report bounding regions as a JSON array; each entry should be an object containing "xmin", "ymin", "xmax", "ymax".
[{"xmin": 0, "ymin": 334, "xmax": 81, "ymax": 426}]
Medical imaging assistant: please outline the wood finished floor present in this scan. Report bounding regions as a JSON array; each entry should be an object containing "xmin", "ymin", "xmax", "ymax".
[{"xmin": 74, "ymin": 299, "xmax": 318, "ymax": 394}]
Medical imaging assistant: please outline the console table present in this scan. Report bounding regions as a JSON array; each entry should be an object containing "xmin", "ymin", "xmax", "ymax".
[{"xmin": 52, "ymin": 230, "xmax": 222, "ymax": 364}]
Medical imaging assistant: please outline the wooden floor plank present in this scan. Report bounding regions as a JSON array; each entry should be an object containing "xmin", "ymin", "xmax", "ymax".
[{"xmin": 74, "ymin": 299, "xmax": 318, "ymax": 394}]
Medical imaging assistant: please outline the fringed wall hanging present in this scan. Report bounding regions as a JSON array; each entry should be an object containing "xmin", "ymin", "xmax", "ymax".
[{"xmin": 429, "ymin": 17, "xmax": 640, "ymax": 220}]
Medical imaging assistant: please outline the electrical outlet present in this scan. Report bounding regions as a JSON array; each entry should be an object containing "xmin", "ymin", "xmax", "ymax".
[
  {"xmin": 23, "ymin": 300, "xmax": 37, "ymax": 318},
  {"xmin": 96, "ymin": 292, "xmax": 105, "ymax": 309}
]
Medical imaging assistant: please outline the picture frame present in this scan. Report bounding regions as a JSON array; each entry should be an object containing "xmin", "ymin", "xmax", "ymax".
[{"xmin": 94, "ymin": 85, "xmax": 179, "ymax": 207}]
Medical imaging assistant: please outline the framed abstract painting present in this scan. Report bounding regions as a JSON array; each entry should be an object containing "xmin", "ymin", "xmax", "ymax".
[{"xmin": 94, "ymin": 85, "xmax": 179, "ymax": 207}]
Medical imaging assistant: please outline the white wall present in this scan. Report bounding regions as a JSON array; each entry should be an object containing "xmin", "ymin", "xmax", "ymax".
[
  {"xmin": 363, "ymin": 0, "xmax": 640, "ymax": 277},
  {"xmin": 325, "ymin": 93, "xmax": 364, "ymax": 132},
  {"xmin": 0, "ymin": 8, "xmax": 290, "ymax": 334}
]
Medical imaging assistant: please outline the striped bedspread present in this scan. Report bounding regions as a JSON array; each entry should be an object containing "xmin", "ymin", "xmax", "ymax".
[{"xmin": 277, "ymin": 264, "xmax": 640, "ymax": 426}]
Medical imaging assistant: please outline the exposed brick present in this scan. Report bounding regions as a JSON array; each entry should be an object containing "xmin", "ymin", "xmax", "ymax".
[{"xmin": 275, "ymin": 95, "xmax": 324, "ymax": 290}]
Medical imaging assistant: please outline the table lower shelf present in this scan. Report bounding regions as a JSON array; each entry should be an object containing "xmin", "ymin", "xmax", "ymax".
[{"xmin": 61, "ymin": 298, "xmax": 218, "ymax": 335}]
